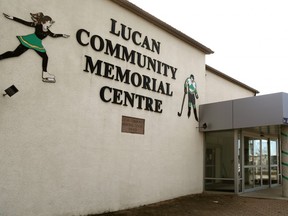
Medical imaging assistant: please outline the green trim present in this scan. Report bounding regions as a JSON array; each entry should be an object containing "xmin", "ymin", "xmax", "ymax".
[
  {"xmin": 282, "ymin": 162, "xmax": 288, "ymax": 167},
  {"xmin": 283, "ymin": 175, "xmax": 288, "ymax": 181},
  {"xmin": 282, "ymin": 150, "xmax": 288, "ymax": 156},
  {"xmin": 281, "ymin": 131, "xmax": 288, "ymax": 137}
]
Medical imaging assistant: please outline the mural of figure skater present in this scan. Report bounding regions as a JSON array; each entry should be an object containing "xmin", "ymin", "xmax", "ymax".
[
  {"xmin": 177, "ymin": 74, "xmax": 199, "ymax": 121},
  {"xmin": 0, "ymin": 12, "xmax": 70, "ymax": 83}
]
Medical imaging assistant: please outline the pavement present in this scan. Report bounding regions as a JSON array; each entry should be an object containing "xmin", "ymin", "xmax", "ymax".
[
  {"xmin": 240, "ymin": 185, "xmax": 286, "ymax": 199},
  {"xmin": 93, "ymin": 186, "xmax": 288, "ymax": 216}
]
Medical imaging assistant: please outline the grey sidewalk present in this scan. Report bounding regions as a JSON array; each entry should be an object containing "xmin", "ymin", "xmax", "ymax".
[
  {"xmin": 240, "ymin": 185, "xmax": 287, "ymax": 200},
  {"xmin": 94, "ymin": 187, "xmax": 288, "ymax": 216}
]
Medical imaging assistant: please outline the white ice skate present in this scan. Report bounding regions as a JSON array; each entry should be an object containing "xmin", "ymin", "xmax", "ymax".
[{"xmin": 42, "ymin": 71, "xmax": 56, "ymax": 83}]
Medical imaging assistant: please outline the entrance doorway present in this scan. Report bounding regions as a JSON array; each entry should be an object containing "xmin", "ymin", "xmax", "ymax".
[
  {"xmin": 243, "ymin": 135, "xmax": 279, "ymax": 191},
  {"xmin": 204, "ymin": 128, "xmax": 280, "ymax": 194}
]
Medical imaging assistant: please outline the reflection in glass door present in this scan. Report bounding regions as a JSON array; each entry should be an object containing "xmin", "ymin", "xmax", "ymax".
[
  {"xmin": 244, "ymin": 137, "xmax": 260, "ymax": 190},
  {"xmin": 262, "ymin": 139, "xmax": 269, "ymax": 186},
  {"xmin": 270, "ymin": 139, "xmax": 279, "ymax": 185},
  {"xmin": 243, "ymin": 136, "xmax": 279, "ymax": 191}
]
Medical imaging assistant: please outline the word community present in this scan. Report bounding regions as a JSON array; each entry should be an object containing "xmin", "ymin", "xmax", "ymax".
[
  {"xmin": 76, "ymin": 18, "xmax": 177, "ymax": 113},
  {"xmin": 76, "ymin": 28, "xmax": 177, "ymax": 80}
]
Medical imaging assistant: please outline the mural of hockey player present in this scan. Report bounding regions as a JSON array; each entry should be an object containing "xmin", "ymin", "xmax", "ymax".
[
  {"xmin": 177, "ymin": 74, "xmax": 199, "ymax": 121},
  {"xmin": 0, "ymin": 12, "xmax": 70, "ymax": 83}
]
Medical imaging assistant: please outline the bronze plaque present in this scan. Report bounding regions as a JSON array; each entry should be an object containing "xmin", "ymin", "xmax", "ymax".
[{"xmin": 121, "ymin": 116, "xmax": 145, "ymax": 135}]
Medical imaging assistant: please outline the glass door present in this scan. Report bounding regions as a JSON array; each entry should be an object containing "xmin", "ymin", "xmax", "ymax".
[
  {"xmin": 243, "ymin": 135, "xmax": 279, "ymax": 191},
  {"xmin": 270, "ymin": 139, "xmax": 279, "ymax": 185},
  {"xmin": 261, "ymin": 139, "xmax": 269, "ymax": 186},
  {"xmin": 244, "ymin": 136, "xmax": 260, "ymax": 190}
]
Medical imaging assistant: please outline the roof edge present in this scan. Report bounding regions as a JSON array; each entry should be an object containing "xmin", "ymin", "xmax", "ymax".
[
  {"xmin": 206, "ymin": 65, "xmax": 260, "ymax": 95},
  {"xmin": 110, "ymin": 0, "xmax": 214, "ymax": 54}
]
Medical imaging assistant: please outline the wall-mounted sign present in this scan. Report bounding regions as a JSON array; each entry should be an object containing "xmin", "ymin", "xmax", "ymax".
[
  {"xmin": 76, "ymin": 18, "xmax": 178, "ymax": 114},
  {"xmin": 121, "ymin": 116, "xmax": 145, "ymax": 135}
]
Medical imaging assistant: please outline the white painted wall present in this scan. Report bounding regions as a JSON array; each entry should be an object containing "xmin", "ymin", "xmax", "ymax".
[
  {"xmin": 0, "ymin": 0, "xmax": 207, "ymax": 215},
  {"xmin": 205, "ymin": 69, "xmax": 256, "ymax": 104}
]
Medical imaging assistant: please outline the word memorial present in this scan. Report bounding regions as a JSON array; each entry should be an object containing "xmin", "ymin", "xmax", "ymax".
[{"xmin": 76, "ymin": 18, "xmax": 178, "ymax": 114}]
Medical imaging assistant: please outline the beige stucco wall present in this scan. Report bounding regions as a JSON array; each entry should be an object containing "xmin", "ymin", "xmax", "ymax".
[
  {"xmin": 205, "ymin": 69, "xmax": 255, "ymax": 104},
  {"xmin": 0, "ymin": 1, "xmax": 209, "ymax": 215}
]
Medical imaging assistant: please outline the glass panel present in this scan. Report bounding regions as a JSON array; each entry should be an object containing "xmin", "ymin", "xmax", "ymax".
[
  {"xmin": 237, "ymin": 131, "xmax": 242, "ymax": 193},
  {"xmin": 205, "ymin": 131, "xmax": 234, "ymax": 179},
  {"xmin": 243, "ymin": 135, "xmax": 279, "ymax": 191},
  {"xmin": 238, "ymin": 180, "xmax": 242, "ymax": 193},
  {"xmin": 270, "ymin": 140, "xmax": 278, "ymax": 165},
  {"xmin": 254, "ymin": 139, "xmax": 261, "ymax": 166},
  {"xmin": 271, "ymin": 166, "xmax": 278, "ymax": 184},
  {"xmin": 244, "ymin": 167, "xmax": 255, "ymax": 189},
  {"xmin": 255, "ymin": 167, "xmax": 261, "ymax": 187},
  {"xmin": 205, "ymin": 131, "xmax": 235, "ymax": 192},
  {"xmin": 270, "ymin": 139, "xmax": 278, "ymax": 185},
  {"xmin": 262, "ymin": 167, "xmax": 269, "ymax": 185},
  {"xmin": 244, "ymin": 137, "xmax": 254, "ymax": 165},
  {"xmin": 205, "ymin": 148, "xmax": 215, "ymax": 178},
  {"xmin": 261, "ymin": 139, "xmax": 268, "ymax": 166},
  {"xmin": 205, "ymin": 179, "xmax": 234, "ymax": 192},
  {"xmin": 238, "ymin": 134, "xmax": 241, "ymax": 178}
]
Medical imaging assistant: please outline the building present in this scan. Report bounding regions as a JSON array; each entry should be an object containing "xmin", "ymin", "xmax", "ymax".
[
  {"xmin": 0, "ymin": 0, "xmax": 287, "ymax": 215},
  {"xmin": 200, "ymin": 91, "xmax": 288, "ymax": 193}
]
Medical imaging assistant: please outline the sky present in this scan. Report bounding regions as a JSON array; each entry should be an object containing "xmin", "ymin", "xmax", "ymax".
[{"xmin": 129, "ymin": 0, "xmax": 288, "ymax": 95}]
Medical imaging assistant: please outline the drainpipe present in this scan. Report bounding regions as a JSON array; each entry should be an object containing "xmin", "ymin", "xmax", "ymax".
[{"xmin": 281, "ymin": 125, "xmax": 288, "ymax": 197}]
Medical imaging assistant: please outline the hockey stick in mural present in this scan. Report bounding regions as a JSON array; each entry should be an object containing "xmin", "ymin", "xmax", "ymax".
[{"xmin": 177, "ymin": 92, "xmax": 186, "ymax": 117}]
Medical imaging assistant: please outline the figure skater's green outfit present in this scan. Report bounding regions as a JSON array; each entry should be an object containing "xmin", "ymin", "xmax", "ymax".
[
  {"xmin": 0, "ymin": 17, "xmax": 65, "ymax": 71},
  {"xmin": 17, "ymin": 34, "xmax": 46, "ymax": 53}
]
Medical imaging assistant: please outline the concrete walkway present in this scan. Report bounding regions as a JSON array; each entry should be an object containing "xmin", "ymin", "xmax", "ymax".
[
  {"xmin": 240, "ymin": 185, "xmax": 288, "ymax": 200},
  {"xmin": 95, "ymin": 189, "xmax": 288, "ymax": 216}
]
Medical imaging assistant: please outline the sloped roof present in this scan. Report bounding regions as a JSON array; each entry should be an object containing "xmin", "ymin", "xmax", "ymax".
[
  {"xmin": 110, "ymin": 0, "xmax": 259, "ymax": 95},
  {"xmin": 206, "ymin": 65, "xmax": 259, "ymax": 95},
  {"xmin": 110, "ymin": 0, "xmax": 214, "ymax": 54}
]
